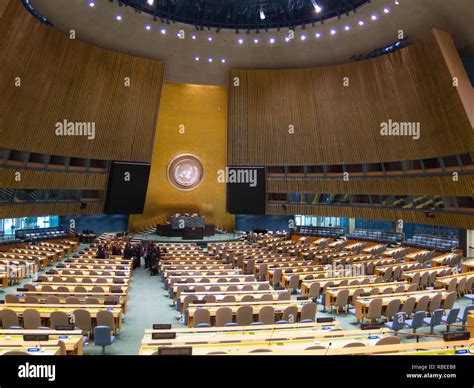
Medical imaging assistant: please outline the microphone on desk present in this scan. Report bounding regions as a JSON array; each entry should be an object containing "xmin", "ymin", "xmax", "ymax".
[{"xmin": 324, "ymin": 342, "xmax": 332, "ymax": 356}]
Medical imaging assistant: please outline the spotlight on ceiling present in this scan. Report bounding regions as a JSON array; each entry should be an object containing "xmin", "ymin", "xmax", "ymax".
[
  {"xmin": 238, "ymin": 37, "xmax": 244, "ymax": 44},
  {"xmin": 269, "ymin": 37, "xmax": 276, "ymax": 44},
  {"xmin": 344, "ymin": 25, "xmax": 350, "ymax": 31},
  {"xmin": 358, "ymin": 20, "xmax": 365, "ymax": 26},
  {"xmin": 330, "ymin": 29, "xmax": 336, "ymax": 35},
  {"xmin": 147, "ymin": 0, "xmax": 154, "ymax": 5},
  {"xmin": 194, "ymin": 56, "xmax": 199, "ymax": 61},
  {"xmin": 259, "ymin": 7, "xmax": 265, "ymax": 20},
  {"xmin": 115, "ymin": 15, "xmax": 122, "ymax": 21},
  {"xmin": 89, "ymin": 2, "xmax": 95, "ymax": 7},
  {"xmin": 311, "ymin": 0, "xmax": 322, "ymax": 13},
  {"xmin": 371, "ymin": 14, "xmax": 378, "ymax": 20},
  {"xmin": 315, "ymin": 32, "xmax": 321, "ymax": 38}
]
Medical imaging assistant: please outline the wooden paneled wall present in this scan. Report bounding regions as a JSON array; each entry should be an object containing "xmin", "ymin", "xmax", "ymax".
[
  {"xmin": 0, "ymin": 202, "xmax": 104, "ymax": 218},
  {"xmin": 228, "ymin": 29, "xmax": 473, "ymax": 166},
  {"xmin": 0, "ymin": 1, "xmax": 165, "ymax": 162},
  {"xmin": 267, "ymin": 175, "xmax": 474, "ymax": 197},
  {"xmin": 266, "ymin": 203, "xmax": 474, "ymax": 230},
  {"xmin": 0, "ymin": 169, "xmax": 107, "ymax": 190}
]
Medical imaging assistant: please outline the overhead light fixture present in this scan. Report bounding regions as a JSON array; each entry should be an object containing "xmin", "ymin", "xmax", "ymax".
[
  {"xmin": 208, "ymin": 36, "xmax": 213, "ymax": 41},
  {"xmin": 221, "ymin": 58, "xmax": 226, "ymax": 63},
  {"xmin": 191, "ymin": 34, "xmax": 197, "ymax": 40},
  {"xmin": 238, "ymin": 38, "xmax": 244, "ymax": 44},
  {"xmin": 330, "ymin": 29, "xmax": 336, "ymax": 35},
  {"xmin": 147, "ymin": 0, "xmax": 154, "ymax": 5},
  {"xmin": 254, "ymin": 38, "xmax": 259, "ymax": 44},
  {"xmin": 208, "ymin": 57, "xmax": 213, "ymax": 62},
  {"xmin": 371, "ymin": 14, "xmax": 378, "ymax": 20},
  {"xmin": 285, "ymin": 36, "xmax": 290, "ymax": 42},
  {"xmin": 145, "ymin": 24, "xmax": 151, "ymax": 30},
  {"xmin": 269, "ymin": 37, "xmax": 276, "ymax": 44},
  {"xmin": 89, "ymin": 2, "xmax": 95, "ymax": 7},
  {"xmin": 315, "ymin": 32, "xmax": 321, "ymax": 38},
  {"xmin": 300, "ymin": 35, "xmax": 307, "ymax": 41},
  {"xmin": 160, "ymin": 28, "xmax": 166, "ymax": 34},
  {"xmin": 115, "ymin": 15, "xmax": 122, "ymax": 21},
  {"xmin": 358, "ymin": 20, "xmax": 365, "ymax": 26},
  {"xmin": 259, "ymin": 7, "xmax": 265, "ymax": 20},
  {"xmin": 344, "ymin": 25, "xmax": 350, "ymax": 31},
  {"xmin": 384, "ymin": 7, "xmax": 390, "ymax": 13},
  {"xmin": 311, "ymin": 0, "xmax": 322, "ymax": 13},
  {"xmin": 194, "ymin": 56, "xmax": 200, "ymax": 61}
]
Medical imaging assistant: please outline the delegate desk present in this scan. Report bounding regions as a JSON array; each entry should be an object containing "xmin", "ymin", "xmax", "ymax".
[
  {"xmin": 354, "ymin": 289, "xmax": 449, "ymax": 321},
  {"xmin": 186, "ymin": 300, "xmax": 313, "ymax": 327},
  {"xmin": 0, "ymin": 346, "xmax": 60, "ymax": 356},
  {"xmin": 462, "ymin": 259, "xmax": 474, "ymax": 273},
  {"xmin": 162, "ymin": 269, "xmax": 241, "ymax": 280},
  {"xmin": 144, "ymin": 321, "xmax": 338, "ymax": 337},
  {"xmin": 374, "ymin": 262, "xmax": 422, "ymax": 276},
  {"xmin": 1, "ymin": 304, "xmax": 123, "ymax": 331},
  {"xmin": 434, "ymin": 272, "xmax": 474, "ymax": 288},
  {"xmin": 325, "ymin": 282, "xmax": 411, "ymax": 311},
  {"xmin": 34, "ymin": 276, "xmax": 129, "ymax": 285},
  {"xmin": 9, "ymin": 250, "xmax": 53, "ymax": 268},
  {"xmin": 29, "ymin": 283, "xmax": 128, "ymax": 294},
  {"xmin": 48, "ymin": 269, "xmax": 131, "ymax": 278},
  {"xmin": 401, "ymin": 266, "xmax": 452, "ymax": 282},
  {"xmin": 140, "ymin": 328, "xmax": 394, "ymax": 355},
  {"xmin": 59, "ymin": 263, "xmax": 130, "ymax": 271},
  {"xmin": 177, "ymin": 290, "xmax": 289, "ymax": 314},
  {"xmin": 17, "ymin": 292, "xmax": 128, "ymax": 313},
  {"xmin": 430, "ymin": 253, "xmax": 461, "ymax": 267},
  {"xmin": 24, "ymin": 245, "xmax": 64, "ymax": 259},
  {"xmin": 173, "ymin": 282, "xmax": 271, "ymax": 300},
  {"xmin": 166, "ymin": 275, "xmax": 255, "ymax": 290},
  {"xmin": 300, "ymin": 275, "xmax": 382, "ymax": 296},
  {"xmin": 250, "ymin": 338, "xmax": 474, "ymax": 356},
  {"xmin": 0, "ymin": 329, "xmax": 83, "ymax": 355}
]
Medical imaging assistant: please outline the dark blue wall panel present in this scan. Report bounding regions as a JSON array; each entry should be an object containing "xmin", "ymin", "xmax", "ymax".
[
  {"xmin": 236, "ymin": 215, "xmax": 294, "ymax": 232},
  {"xmin": 60, "ymin": 214, "xmax": 129, "ymax": 235}
]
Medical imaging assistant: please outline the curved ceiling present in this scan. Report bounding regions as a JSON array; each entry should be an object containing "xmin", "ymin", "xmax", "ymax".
[
  {"xmin": 100, "ymin": 0, "xmax": 370, "ymax": 31},
  {"xmin": 29, "ymin": 0, "xmax": 474, "ymax": 85}
]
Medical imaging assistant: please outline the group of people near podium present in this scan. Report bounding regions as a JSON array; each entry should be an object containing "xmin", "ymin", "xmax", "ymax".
[{"xmin": 95, "ymin": 242, "xmax": 162, "ymax": 275}]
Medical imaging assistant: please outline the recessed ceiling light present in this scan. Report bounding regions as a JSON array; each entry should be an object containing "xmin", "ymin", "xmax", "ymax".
[
  {"xmin": 221, "ymin": 58, "xmax": 226, "ymax": 63},
  {"xmin": 191, "ymin": 35, "xmax": 197, "ymax": 40},
  {"xmin": 358, "ymin": 20, "xmax": 365, "ymax": 26},
  {"xmin": 208, "ymin": 57, "xmax": 213, "ymax": 62},
  {"xmin": 208, "ymin": 36, "xmax": 213, "ymax": 41},
  {"xmin": 384, "ymin": 7, "xmax": 390, "ymax": 13},
  {"xmin": 160, "ymin": 28, "xmax": 166, "ymax": 34},
  {"xmin": 285, "ymin": 36, "xmax": 290, "ymax": 42},
  {"xmin": 89, "ymin": 2, "xmax": 95, "ymax": 7},
  {"xmin": 147, "ymin": 0, "xmax": 154, "ymax": 5},
  {"xmin": 300, "ymin": 35, "xmax": 307, "ymax": 41},
  {"xmin": 238, "ymin": 38, "xmax": 244, "ymax": 44},
  {"xmin": 115, "ymin": 15, "xmax": 122, "ymax": 21},
  {"xmin": 371, "ymin": 14, "xmax": 378, "ymax": 20},
  {"xmin": 145, "ymin": 24, "xmax": 151, "ymax": 30},
  {"xmin": 311, "ymin": 0, "xmax": 322, "ymax": 13},
  {"xmin": 315, "ymin": 32, "xmax": 321, "ymax": 38},
  {"xmin": 395, "ymin": 0, "xmax": 400, "ymax": 5},
  {"xmin": 344, "ymin": 25, "xmax": 350, "ymax": 31},
  {"xmin": 195, "ymin": 56, "xmax": 199, "ymax": 61},
  {"xmin": 254, "ymin": 38, "xmax": 259, "ymax": 43},
  {"xmin": 269, "ymin": 37, "xmax": 276, "ymax": 44},
  {"xmin": 330, "ymin": 29, "xmax": 336, "ymax": 35}
]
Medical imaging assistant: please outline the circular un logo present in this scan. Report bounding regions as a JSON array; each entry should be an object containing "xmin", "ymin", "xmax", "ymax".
[{"xmin": 167, "ymin": 154, "xmax": 204, "ymax": 191}]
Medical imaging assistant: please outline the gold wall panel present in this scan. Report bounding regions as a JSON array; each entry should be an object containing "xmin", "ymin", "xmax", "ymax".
[{"xmin": 129, "ymin": 82, "xmax": 235, "ymax": 232}]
